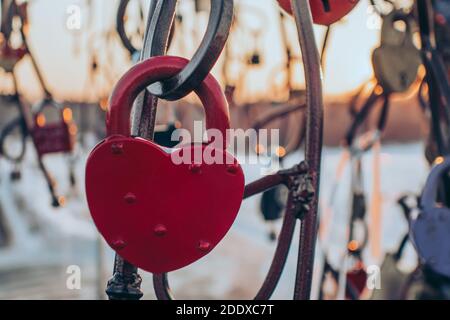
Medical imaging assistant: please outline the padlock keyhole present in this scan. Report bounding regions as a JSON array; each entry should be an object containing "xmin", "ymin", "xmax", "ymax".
[
  {"xmin": 321, "ymin": 0, "xmax": 331, "ymax": 12},
  {"xmin": 249, "ymin": 53, "xmax": 261, "ymax": 66}
]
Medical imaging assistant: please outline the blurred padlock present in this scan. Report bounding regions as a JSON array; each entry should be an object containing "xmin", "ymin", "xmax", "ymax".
[
  {"xmin": 372, "ymin": 10, "xmax": 421, "ymax": 94},
  {"xmin": 411, "ymin": 157, "xmax": 450, "ymax": 279},
  {"xmin": 0, "ymin": 41, "xmax": 27, "ymax": 72},
  {"xmin": 31, "ymin": 99, "xmax": 76, "ymax": 157}
]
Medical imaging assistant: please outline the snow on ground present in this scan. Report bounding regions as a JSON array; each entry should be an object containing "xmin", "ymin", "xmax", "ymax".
[{"xmin": 0, "ymin": 140, "xmax": 429, "ymax": 299}]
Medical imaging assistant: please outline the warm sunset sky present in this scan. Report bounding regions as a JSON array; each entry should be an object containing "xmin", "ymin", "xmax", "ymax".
[{"xmin": 1, "ymin": 0, "xmax": 384, "ymax": 102}]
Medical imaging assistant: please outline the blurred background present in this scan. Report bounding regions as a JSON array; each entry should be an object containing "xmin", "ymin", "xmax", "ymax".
[{"xmin": 0, "ymin": 0, "xmax": 435, "ymax": 299}]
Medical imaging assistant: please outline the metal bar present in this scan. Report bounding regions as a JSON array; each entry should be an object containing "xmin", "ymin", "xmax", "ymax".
[
  {"xmin": 147, "ymin": 0, "xmax": 234, "ymax": 100},
  {"xmin": 244, "ymin": 174, "xmax": 286, "ymax": 199},
  {"xmin": 291, "ymin": 0, "xmax": 324, "ymax": 300},
  {"xmin": 253, "ymin": 103, "xmax": 306, "ymax": 132},
  {"xmin": 108, "ymin": 0, "xmax": 176, "ymax": 300},
  {"xmin": 131, "ymin": 0, "xmax": 177, "ymax": 138}
]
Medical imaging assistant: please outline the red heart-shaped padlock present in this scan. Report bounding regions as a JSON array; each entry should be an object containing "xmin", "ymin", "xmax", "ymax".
[
  {"xmin": 277, "ymin": 0, "xmax": 359, "ymax": 26},
  {"xmin": 0, "ymin": 41, "xmax": 27, "ymax": 72},
  {"xmin": 86, "ymin": 56, "xmax": 245, "ymax": 273}
]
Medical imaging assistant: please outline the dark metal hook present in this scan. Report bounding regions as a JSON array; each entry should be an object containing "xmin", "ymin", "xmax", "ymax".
[
  {"xmin": 291, "ymin": 0, "xmax": 324, "ymax": 300},
  {"xmin": 146, "ymin": 0, "xmax": 233, "ymax": 101},
  {"xmin": 131, "ymin": 0, "xmax": 177, "ymax": 138}
]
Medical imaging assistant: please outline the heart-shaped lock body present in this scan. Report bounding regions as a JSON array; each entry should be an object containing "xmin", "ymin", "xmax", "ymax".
[
  {"xmin": 86, "ymin": 56, "xmax": 245, "ymax": 273},
  {"xmin": 277, "ymin": 0, "xmax": 359, "ymax": 26},
  {"xmin": 372, "ymin": 10, "xmax": 422, "ymax": 94},
  {"xmin": 0, "ymin": 41, "xmax": 27, "ymax": 72},
  {"xmin": 346, "ymin": 265, "xmax": 367, "ymax": 299},
  {"xmin": 411, "ymin": 157, "xmax": 450, "ymax": 279}
]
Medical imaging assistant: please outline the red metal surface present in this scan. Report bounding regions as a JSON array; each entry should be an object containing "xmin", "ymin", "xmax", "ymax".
[
  {"xmin": 277, "ymin": 0, "xmax": 359, "ymax": 26},
  {"xmin": 0, "ymin": 41, "xmax": 27, "ymax": 72},
  {"xmin": 346, "ymin": 266, "xmax": 367, "ymax": 299},
  {"xmin": 31, "ymin": 102, "xmax": 75, "ymax": 157},
  {"xmin": 86, "ymin": 139, "xmax": 244, "ymax": 273},
  {"xmin": 32, "ymin": 122, "xmax": 75, "ymax": 157},
  {"xmin": 86, "ymin": 56, "xmax": 244, "ymax": 273},
  {"xmin": 107, "ymin": 56, "xmax": 230, "ymax": 141}
]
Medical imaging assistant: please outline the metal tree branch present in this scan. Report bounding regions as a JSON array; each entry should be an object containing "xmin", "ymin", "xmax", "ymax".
[{"xmin": 291, "ymin": 0, "xmax": 324, "ymax": 300}]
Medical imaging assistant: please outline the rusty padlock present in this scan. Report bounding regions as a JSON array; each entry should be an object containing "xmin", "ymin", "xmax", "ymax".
[
  {"xmin": 85, "ymin": 56, "xmax": 245, "ymax": 274},
  {"xmin": 31, "ymin": 99, "xmax": 76, "ymax": 157},
  {"xmin": 277, "ymin": 0, "xmax": 360, "ymax": 26},
  {"xmin": 372, "ymin": 10, "xmax": 421, "ymax": 94},
  {"xmin": 0, "ymin": 40, "xmax": 27, "ymax": 73},
  {"xmin": 411, "ymin": 157, "xmax": 450, "ymax": 279}
]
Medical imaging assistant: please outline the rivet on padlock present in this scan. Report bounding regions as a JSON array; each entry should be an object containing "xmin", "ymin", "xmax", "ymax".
[
  {"xmin": 154, "ymin": 224, "xmax": 168, "ymax": 237},
  {"xmin": 112, "ymin": 239, "xmax": 127, "ymax": 251},
  {"xmin": 111, "ymin": 142, "xmax": 124, "ymax": 155},
  {"xmin": 124, "ymin": 192, "xmax": 137, "ymax": 204},
  {"xmin": 86, "ymin": 56, "xmax": 245, "ymax": 273},
  {"xmin": 226, "ymin": 163, "xmax": 240, "ymax": 175},
  {"xmin": 197, "ymin": 240, "xmax": 211, "ymax": 253},
  {"xmin": 189, "ymin": 163, "xmax": 202, "ymax": 174}
]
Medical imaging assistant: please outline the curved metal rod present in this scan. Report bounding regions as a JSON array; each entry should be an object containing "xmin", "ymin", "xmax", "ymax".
[
  {"xmin": 291, "ymin": 0, "xmax": 324, "ymax": 300},
  {"xmin": 253, "ymin": 103, "xmax": 306, "ymax": 132},
  {"xmin": 0, "ymin": 71, "xmax": 29, "ymax": 163},
  {"xmin": 147, "ymin": 0, "xmax": 233, "ymax": 100},
  {"xmin": 131, "ymin": 0, "xmax": 177, "ymax": 138},
  {"xmin": 345, "ymin": 88, "xmax": 383, "ymax": 147},
  {"xmin": 116, "ymin": 0, "xmax": 138, "ymax": 56},
  {"xmin": 0, "ymin": 115, "xmax": 27, "ymax": 162},
  {"xmin": 252, "ymin": 102, "xmax": 307, "ymax": 156},
  {"xmin": 416, "ymin": 0, "xmax": 450, "ymax": 155}
]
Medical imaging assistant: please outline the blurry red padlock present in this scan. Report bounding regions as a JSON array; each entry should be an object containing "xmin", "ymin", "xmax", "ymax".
[
  {"xmin": 346, "ymin": 261, "xmax": 367, "ymax": 299},
  {"xmin": 85, "ymin": 56, "xmax": 245, "ymax": 273},
  {"xmin": 0, "ymin": 41, "xmax": 27, "ymax": 72},
  {"xmin": 31, "ymin": 99, "xmax": 76, "ymax": 157},
  {"xmin": 277, "ymin": 0, "xmax": 359, "ymax": 26}
]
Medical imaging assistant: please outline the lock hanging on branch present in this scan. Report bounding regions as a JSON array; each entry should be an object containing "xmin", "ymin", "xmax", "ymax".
[
  {"xmin": 411, "ymin": 157, "xmax": 450, "ymax": 280},
  {"xmin": 372, "ymin": 9, "xmax": 422, "ymax": 94},
  {"xmin": 277, "ymin": 0, "xmax": 360, "ymax": 26},
  {"xmin": 31, "ymin": 99, "xmax": 76, "ymax": 157},
  {"xmin": 86, "ymin": 56, "xmax": 245, "ymax": 274},
  {"xmin": 0, "ymin": 40, "xmax": 27, "ymax": 73}
]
